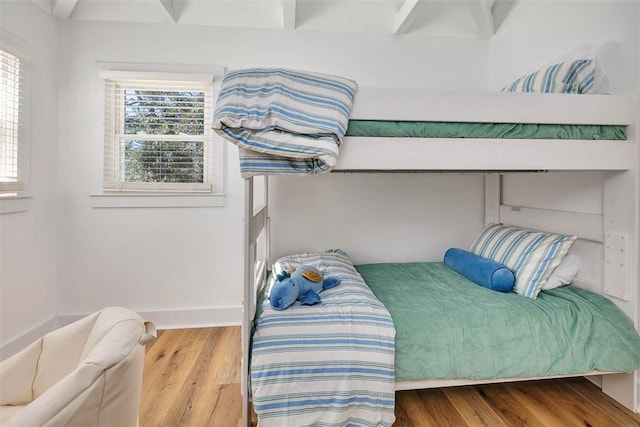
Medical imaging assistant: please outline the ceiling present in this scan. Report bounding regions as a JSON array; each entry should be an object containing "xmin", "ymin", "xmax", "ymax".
[{"xmin": 29, "ymin": 0, "xmax": 497, "ymax": 39}]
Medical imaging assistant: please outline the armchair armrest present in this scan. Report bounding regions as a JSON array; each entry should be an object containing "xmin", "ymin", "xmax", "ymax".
[{"xmin": 140, "ymin": 321, "xmax": 156, "ymax": 345}]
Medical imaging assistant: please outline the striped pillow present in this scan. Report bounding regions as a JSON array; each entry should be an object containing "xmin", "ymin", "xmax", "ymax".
[
  {"xmin": 470, "ymin": 224, "xmax": 577, "ymax": 299},
  {"xmin": 502, "ymin": 59, "xmax": 596, "ymax": 94}
]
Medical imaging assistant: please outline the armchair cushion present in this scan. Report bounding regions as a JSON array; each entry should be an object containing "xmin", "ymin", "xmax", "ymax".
[
  {"xmin": 0, "ymin": 340, "xmax": 42, "ymax": 406},
  {"xmin": 0, "ymin": 406, "xmax": 23, "ymax": 424},
  {"xmin": 33, "ymin": 312, "xmax": 100, "ymax": 399}
]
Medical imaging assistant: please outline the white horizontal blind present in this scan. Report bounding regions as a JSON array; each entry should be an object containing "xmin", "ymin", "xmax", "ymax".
[
  {"xmin": 104, "ymin": 78, "xmax": 214, "ymax": 192},
  {"xmin": 0, "ymin": 49, "xmax": 24, "ymax": 193}
]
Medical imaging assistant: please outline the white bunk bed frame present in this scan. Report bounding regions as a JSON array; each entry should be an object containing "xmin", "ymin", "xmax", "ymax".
[{"xmin": 241, "ymin": 89, "xmax": 639, "ymax": 426}]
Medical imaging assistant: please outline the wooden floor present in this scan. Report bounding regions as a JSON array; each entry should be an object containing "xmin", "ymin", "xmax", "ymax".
[{"xmin": 140, "ymin": 327, "xmax": 640, "ymax": 427}]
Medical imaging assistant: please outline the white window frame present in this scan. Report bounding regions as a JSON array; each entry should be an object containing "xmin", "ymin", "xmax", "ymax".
[
  {"xmin": 0, "ymin": 31, "xmax": 30, "ymax": 198},
  {"xmin": 96, "ymin": 64, "xmax": 225, "ymax": 208}
]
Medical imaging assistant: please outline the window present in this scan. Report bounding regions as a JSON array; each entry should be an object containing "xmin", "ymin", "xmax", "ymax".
[
  {"xmin": 103, "ymin": 72, "xmax": 218, "ymax": 193},
  {"xmin": 0, "ymin": 47, "xmax": 27, "ymax": 193}
]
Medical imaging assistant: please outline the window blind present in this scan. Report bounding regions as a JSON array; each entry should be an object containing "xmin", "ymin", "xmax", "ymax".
[
  {"xmin": 0, "ymin": 49, "xmax": 24, "ymax": 193},
  {"xmin": 104, "ymin": 78, "xmax": 214, "ymax": 192}
]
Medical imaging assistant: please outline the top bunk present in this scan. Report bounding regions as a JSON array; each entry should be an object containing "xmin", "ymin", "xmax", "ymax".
[
  {"xmin": 212, "ymin": 69, "xmax": 637, "ymax": 175},
  {"xmin": 336, "ymin": 88, "xmax": 636, "ymax": 172}
]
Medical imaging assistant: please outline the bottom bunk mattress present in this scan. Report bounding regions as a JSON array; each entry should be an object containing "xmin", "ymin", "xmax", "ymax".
[
  {"xmin": 355, "ymin": 261, "xmax": 640, "ymax": 382},
  {"xmin": 251, "ymin": 250, "xmax": 396, "ymax": 427}
]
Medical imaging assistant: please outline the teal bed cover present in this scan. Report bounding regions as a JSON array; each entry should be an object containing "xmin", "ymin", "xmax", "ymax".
[
  {"xmin": 355, "ymin": 262, "xmax": 640, "ymax": 382},
  {"xmin": 346, "ymin": 121, "xmax": 626, "ymax": 140}
]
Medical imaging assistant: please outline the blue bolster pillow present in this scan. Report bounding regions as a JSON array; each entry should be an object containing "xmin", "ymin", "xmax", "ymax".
[{"xmin": 444, "ymin": 248, "xmax": 515, "ymax": 293}]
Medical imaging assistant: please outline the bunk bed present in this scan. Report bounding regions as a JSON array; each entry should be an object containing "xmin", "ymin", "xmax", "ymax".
[{"xmin": 232, "ymin": 84, "xmax": 639, "ymax": 426}]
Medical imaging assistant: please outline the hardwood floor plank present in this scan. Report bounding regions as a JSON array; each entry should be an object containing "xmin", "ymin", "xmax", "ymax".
[
  {"xmin": 566, "ymin": 377, "xmax": 640, "ymax": 427},
  {"xmin": 518, "ymin": 379, "xmax": 618, "ymax": 427},
  {"xmin": 157, "ymin": 328, "xmax": 223, "ymax": 426},
  {"xmin": 475, "ymin": 383, "xmax": 547, "ymax": 427},
  {"xmin": 393, "ymin": 397, "xmax": 414, "ymax": 427},
  {"xmin": 397, "ymin": 388, "xmax": 467, "ymax": 426},
  {"xmin": 209, "ymin": 326, "xmax": 241, "ymax": 385},
  {"xmin": 442, "ymin": 385, "xmax": 506, "ymax": 427},
  {"xmin": 171, "ymin": 327, "xmax": 242, "ymax": 426},
  {"xmin": 140, "ymin": 327, "xmax": 640, "ymax": 427},
  {"xmin": 207, "ymin": 383, "xmax": 242, "ymax": 427},
  {"xmin": 505, "ymin": 380, "xmax": 585, "ymax": 426},
  {"xmin": 421, "ymin": 388, "xmax": 469, "ymax": 426},
  {"xmin": 396, "ymin": 389, "xmax": 439, "ymax": 426},
  {"xmin": 139, "ymin": 329, "xmax": 190, "ymax": 427},
  {"xmin": 140, "ymin": 328, "xmax": 213, "ymax": 426}
]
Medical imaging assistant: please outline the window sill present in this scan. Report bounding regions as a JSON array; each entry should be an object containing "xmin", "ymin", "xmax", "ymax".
[
  {"xmin": 0, "ymin": 195, "xmax": 33, "ymax": 214},
  {"xmin": 90, "ymin": 193, "xmax": 225, "ymax": 208}
]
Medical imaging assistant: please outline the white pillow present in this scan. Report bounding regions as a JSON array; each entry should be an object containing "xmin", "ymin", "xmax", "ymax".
[{"xmin": 542, "ymin": 254, "xmax": 580, "ymax": 290}]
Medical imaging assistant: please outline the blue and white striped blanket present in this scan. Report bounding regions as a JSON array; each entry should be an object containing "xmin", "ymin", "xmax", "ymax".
[
  {"xmin": 251, "ymin": 250, "xmax": 396, "ymax": 427},
  {"xmin": 212, "ymin": 68, "xmax": 358, "ymax": 177}
]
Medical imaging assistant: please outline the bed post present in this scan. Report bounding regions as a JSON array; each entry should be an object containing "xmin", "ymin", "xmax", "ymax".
[
  {"xmin": 602, "ymin": 168, "xmax": 639, "ymax": 412},
  {"xmin": 242, "ymin": 177, "xmax": 254, "ymax": 427},
  {"xmin": 601, "ymin": 99, "xmax": 639, "ymax": 412},
  {"xmin": 265, "ymin": 176, "xmax": 270, "ymax": 267}
]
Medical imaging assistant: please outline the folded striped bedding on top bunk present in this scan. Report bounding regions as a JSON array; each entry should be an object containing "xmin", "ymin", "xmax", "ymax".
[
  {"xmin": 212, "ymin": 68, "xmax": 358, "ymax": 178},
  {"xmin": 251, "ymin": 250, "xmax": 396, "ymax": 427}
]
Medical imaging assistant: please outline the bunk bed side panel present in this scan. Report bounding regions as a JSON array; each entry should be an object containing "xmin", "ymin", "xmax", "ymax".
[
  {"xmin": 351, "ymin": 89, "xmax": 634, "ymax": 125},
  {"xmin": 335, "ymin": 138, "xmax": 633, "ymax": 171}
]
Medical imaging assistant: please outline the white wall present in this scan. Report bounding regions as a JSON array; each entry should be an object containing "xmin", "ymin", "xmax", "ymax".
[
  {"xmin": 0, "ymin": 1, "xmax": 59, "ymax": 358},
  {"xmin": 56, "ymin": 21, "xmax": 488, "ymax": 327},
  {"xmin": 271, "ymin": 173, "xmax": 485, "ymax": 264}
]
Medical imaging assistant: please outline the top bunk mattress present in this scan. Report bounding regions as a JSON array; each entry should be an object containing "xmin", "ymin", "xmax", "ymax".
[
  {"xmin": 355, "ymin": 261, "xmax": 640, "ymax": 382},
  {"xmin": 345, "ymin": 121, "xmax": 626, "ymax": 140}
]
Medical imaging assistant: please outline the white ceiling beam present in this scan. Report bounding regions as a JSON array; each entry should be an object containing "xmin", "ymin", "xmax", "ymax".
[
  {"xmin": 158, "ymin": 0, "xmax": 178, "ymax": 23},
  {"xmin": 393, "ymin": 0, "xmax": 425, "ymax": 35},
  {"xmin": 467, "ymin": 0, "xmax": 494, "ymax": 39},
  {"xmin": 282, "ymin": 0, "xmax": 297, "ymax": 30},
  {"xmin": 52, "ymin": 0, "xmax": 78, "ymax": 19}
]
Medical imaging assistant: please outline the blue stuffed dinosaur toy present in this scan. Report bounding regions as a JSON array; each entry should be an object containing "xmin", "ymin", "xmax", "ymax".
[{"xmin": 269, "ymin": 265, "xmax": 341, "ymax": 310}]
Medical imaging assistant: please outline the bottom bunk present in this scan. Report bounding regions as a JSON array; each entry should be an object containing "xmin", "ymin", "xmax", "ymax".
[
  {"xmin": 356, "ymin": 261, "xmax": 639, "ymax": 383},
  {"xmin": 250, "ymin": 250, "xmax": 640, "ymax": 426}
]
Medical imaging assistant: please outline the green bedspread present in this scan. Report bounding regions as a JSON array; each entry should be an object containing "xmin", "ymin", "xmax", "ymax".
[
  {"xmin": 355, "ymin": 262, "xmax": 640, "ymax": 381},
  {"xmin": 346, "ymin": 121, "xmax": 626, "ymax": 140}
]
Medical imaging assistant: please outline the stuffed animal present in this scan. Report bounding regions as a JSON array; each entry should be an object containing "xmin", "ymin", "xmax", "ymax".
[{"xmin": 269, "ymin": 265, "xmax": 341, "ymax": 310}]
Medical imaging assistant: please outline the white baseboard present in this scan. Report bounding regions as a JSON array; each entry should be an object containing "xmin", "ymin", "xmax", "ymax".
[
  {"xmin": 57, "ymin": 305, "xmax": 242, "ymax": 330},
  {"xmin": 0, "ymin": 316, "xmax": 57, "ymax": 361},
  {"xmin": 139, "ymin": 306, "xmax": 243, "ymax": 330}
]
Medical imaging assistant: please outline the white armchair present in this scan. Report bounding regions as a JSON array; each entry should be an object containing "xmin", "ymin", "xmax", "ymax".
[{"xmin": 0, "ymin": 307, "xmax": 156, "ymax": 427}]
